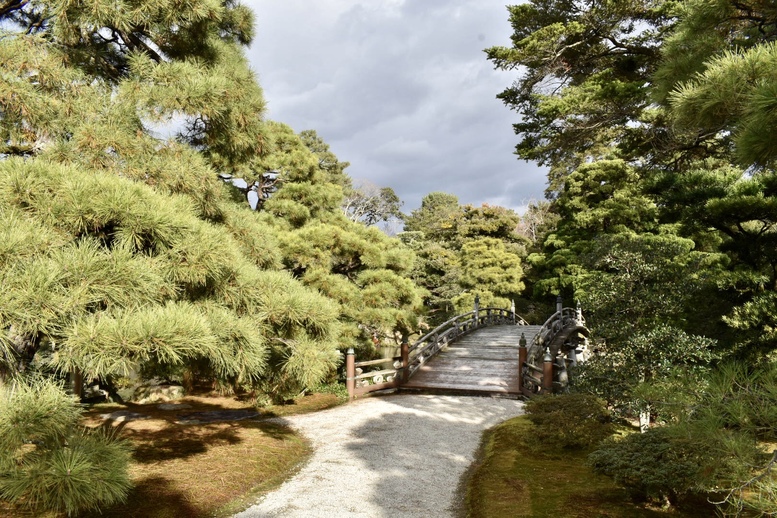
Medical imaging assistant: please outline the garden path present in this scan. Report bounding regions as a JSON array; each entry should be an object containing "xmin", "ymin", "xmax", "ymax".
[{"xmin": 233, "ymin": 394, "xmax": 524, "ymax": 518}]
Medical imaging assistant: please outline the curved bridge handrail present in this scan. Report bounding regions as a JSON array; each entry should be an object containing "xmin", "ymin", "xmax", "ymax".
[
  {"xmin": 406, "ymin": 307, "xmax": 527, "ymax": 378},
  {"xmin": 520, "ymin": 305, "xmax": 590, "ymax": 395},
  {"xmin": 346, "ymin": 306, "xmax": 528, "ymax": 398},
  {"xmin": 527, "ymin": 306, "xmax": 586, "ymax": 361}
]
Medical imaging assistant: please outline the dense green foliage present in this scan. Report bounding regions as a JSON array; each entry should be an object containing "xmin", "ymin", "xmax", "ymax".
[
  {"xmin": 524, "ymin": 394, "xmax": 614, "ymax": 449},
  {"xmin": 0, "ymin": 0, "xmax": 429, "ymax": 394},
  {"xmin": 491, "ymin": 0, "xmax": 777, "ymax": 512},
  {"xmin": 401, "ymin": 194, "xmax": 527, "ymax": 323},
  {"xmin": 0, "ymin": 0, "xmax": 430, "ymax": 510},
  {"xmin": 253, "ymin": 123, "xmax": 425, "ymax": 357},
  {"xmin": 588, "ymin": 428, "xmax": 706, "ymax": 505},
  {"xmin": 0, "ymin": 377, "xmax": 132, "ymax": 516}
]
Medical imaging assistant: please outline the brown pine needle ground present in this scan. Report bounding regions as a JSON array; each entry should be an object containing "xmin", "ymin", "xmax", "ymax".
[{"xmin": 1, "ymin": 392, "xmax": 342, "ymax": 518}]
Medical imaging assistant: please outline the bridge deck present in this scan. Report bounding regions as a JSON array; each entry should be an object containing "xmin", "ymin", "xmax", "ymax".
[{"xmin": 401, "ymin": 325, "xmax": 543, "ymax": 396}]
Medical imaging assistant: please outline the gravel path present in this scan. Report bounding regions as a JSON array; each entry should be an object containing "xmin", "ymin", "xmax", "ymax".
[{"xmin": 234, "ymin": 394, "xmax": 525, "ymax": 518}]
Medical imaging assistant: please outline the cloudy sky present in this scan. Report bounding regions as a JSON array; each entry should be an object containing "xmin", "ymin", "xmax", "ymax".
[{"xmin": 243, "ymin": 0, "xmax": 547, "ymax": 214}]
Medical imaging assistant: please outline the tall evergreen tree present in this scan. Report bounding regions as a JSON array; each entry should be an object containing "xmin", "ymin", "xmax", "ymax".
[
  {"xmin": 255, "ymin": 122, "xmax": 425, "ymax": 356},
  {"xmin": 401, "ymin": 193, "xmax": 527, "ymax": 323},
  {"xmin": 653, "ymin": 0, "xmax": 777, "ymax": 355},
  {"xmin": 0, "ymin": 2, "xmax": 344, "ymax": 401},
  {"xmin": 490, "ymin": 1, "xmax": 777, "ymax": 511},
  {"xmin": 486, "ymin": 0, "xmax": 682, "ymax": 193}
]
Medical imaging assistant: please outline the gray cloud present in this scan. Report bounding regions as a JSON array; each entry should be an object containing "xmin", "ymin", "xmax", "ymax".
[{"xmin": 244, "ymin": 0, "xmax": 548, "ymax": 214}]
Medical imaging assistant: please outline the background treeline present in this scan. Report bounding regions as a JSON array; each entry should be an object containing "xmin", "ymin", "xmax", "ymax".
[{"xmin": 487, "ymin": 0, "xmax": 777, "ymax": 514}]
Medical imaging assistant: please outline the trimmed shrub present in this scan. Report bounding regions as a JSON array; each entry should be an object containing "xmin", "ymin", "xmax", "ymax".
[
  {"xmin": 525, "ymin": 393, "xmax": 615, "ymax": 449},
  {"xmin": 587, "ymin": 428, "xmax": 700, "ymax": 505}
]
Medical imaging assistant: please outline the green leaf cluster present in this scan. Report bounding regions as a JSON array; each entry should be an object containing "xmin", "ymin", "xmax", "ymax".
[
  {"xmin": 525, "ymin": 393, "xmax": 615, "ymax": 449},
  {"xmin": 588, "ymin": 361, "xmax": 777, "ymax": 513},
  {"xmin": 0, "ymin": 158, "xmax": 342, "ymax": 398},
  {"xmin": 491, "ymin": 1, "xmax": 777, "ymax": 511},
  {"xmin": 401, "ymin": 193, "xmax": 527, "ymax": 322},
  {"xmin": 487, "ymin": 0, "xmax": 677, "ymax": 192},
  {"xmin": 247, "ymin": 124, "xmax": 426, "ymax": 356},
  {"xmin": 588, "ymin": 428, "xmax": 710, "ymax": 505}
]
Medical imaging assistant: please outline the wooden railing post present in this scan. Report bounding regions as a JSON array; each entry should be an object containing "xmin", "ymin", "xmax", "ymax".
[
  {"xmin": 568, "ymin": 346, "xmax": 578, "ymax": 367},
  {"xmin": 401, "ymin": 342, "xmax": 409, "ymax": 384},
  {"xmin": 346, "ymin": 348, "xmax": 355, "ymax": 400},
  {"xmin": 556, "ymin": 295, "xmax": 563, "ymax": 314},
  {"xmin": 542, "ymin": 347, "xmax": 554, "ymax": 394},
  {"xmin": 518, "ymin": 333, "xmax": 527, "ymax": 389},
  {"xmin": 556, "ymin": 354, "xmax": 568, "ymax": 390},
  {"xmin": 474, "ymin": 295, "xmax": 480, "ymax": 326}
]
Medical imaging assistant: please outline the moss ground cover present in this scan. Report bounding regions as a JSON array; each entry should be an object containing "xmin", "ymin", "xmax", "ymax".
[{"xmin": 463, "ymin": 415, "xmax": 717, "ymax": 517}]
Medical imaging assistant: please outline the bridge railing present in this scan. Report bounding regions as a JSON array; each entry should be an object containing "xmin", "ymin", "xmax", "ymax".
[
  {"xmin": 520, "ymin": 303, "xmax": 588, "ymax": 396},
  {"xmin": 527, "ymin": 305, "xmax": 585, "ymax": 361},
  {"xmin": 346, "ymin": 307, "xmax": 527, "ymax": 400},
  {"xmin": 405, "ymin": 308, "xmax": 527, "ymax": 380}
]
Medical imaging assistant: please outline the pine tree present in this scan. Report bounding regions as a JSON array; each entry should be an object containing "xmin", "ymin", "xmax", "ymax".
[
  {"xmin": 485, "ymin": 0, "xmax": 683, "ymax": 193},
  {"xmin": 0, "ymin": 376, "xmax": 132, "ymax": 516},
  {"xmin": 0, "ymin": 2, "xmax": 344, "ymax": 400},
  {"xmin": 257, "ymin": 123, "xmax": 426, "ymax": 356},
  {"xmin": 401, "ymin": 193, "xmax": 528, "ymax": 323}
]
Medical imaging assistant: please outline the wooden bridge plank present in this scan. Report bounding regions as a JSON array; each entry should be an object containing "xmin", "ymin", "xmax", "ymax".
[
  {"xmin": 413, "ymin": 365, "xmax": 518, "ymax": 378},
  {"xmin": 401, "ymin": 325, "xmax": 543, "ymax": 396},
  {"xmin": 438, "ymin": 354, "xmax": 517, "ymax": 361}
]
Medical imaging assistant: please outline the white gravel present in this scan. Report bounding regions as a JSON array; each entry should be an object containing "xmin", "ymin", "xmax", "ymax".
[{"xmin": 234, "ymin": 394, "xmax": 525, "ymax": 518}]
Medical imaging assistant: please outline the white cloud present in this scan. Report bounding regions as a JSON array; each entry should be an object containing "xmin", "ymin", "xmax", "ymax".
[{"xmin": 244, "ymin": 0, "xmax": 547, "ymax": 214}]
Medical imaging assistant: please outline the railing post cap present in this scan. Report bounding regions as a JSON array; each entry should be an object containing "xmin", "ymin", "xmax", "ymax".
[
  {"xmin": 346, "ymin": 348, "xmax": 355, "ymax": 355},
  {"xmin": 543, "ymin": 347, "xmax": 553, "ymax": 362}
]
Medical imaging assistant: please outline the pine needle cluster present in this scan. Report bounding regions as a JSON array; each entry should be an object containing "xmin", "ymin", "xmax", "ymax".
[{"xmin": 0, "ymin": 377, "xmax": 131, "ymax": 516}]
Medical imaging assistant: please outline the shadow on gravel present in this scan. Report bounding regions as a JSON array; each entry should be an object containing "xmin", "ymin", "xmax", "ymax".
[{"xmin": 343, "ymin": 395, "xmax": 524, "ymax": 518}]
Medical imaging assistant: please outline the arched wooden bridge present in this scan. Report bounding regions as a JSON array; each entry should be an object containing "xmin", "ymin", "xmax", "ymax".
[{"xmin": 345, "ymin": 298, "xmax": 590, "ymax": 399}]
